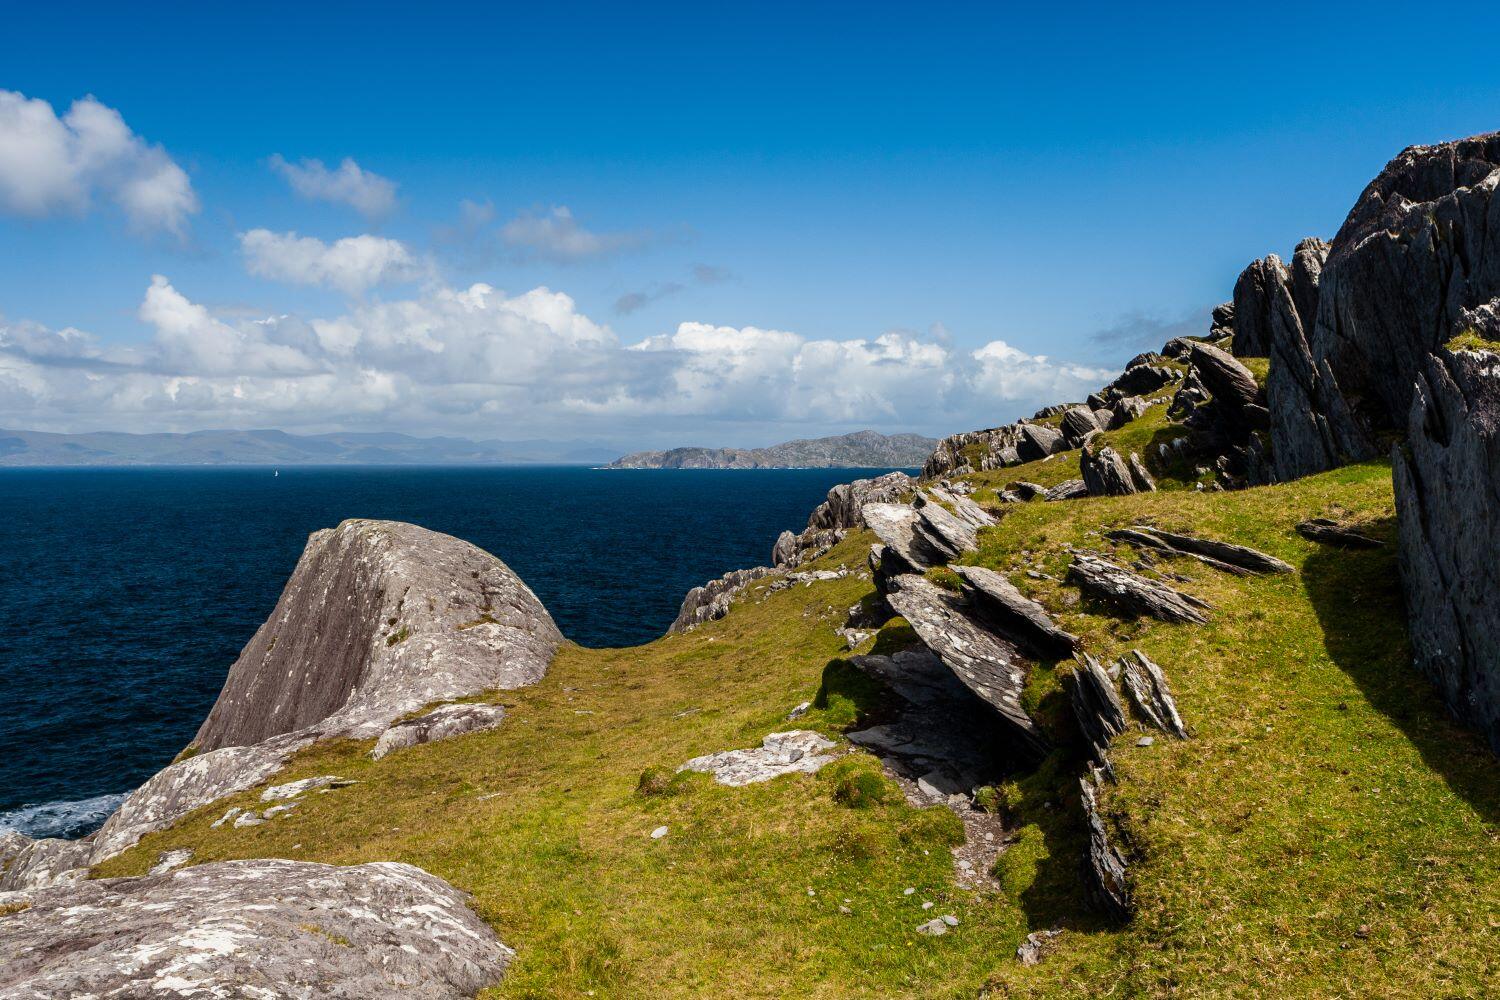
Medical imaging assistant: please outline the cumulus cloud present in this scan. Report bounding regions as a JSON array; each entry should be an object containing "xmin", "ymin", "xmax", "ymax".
[
  {"xmin": 0, "ymin": 280, "xmax": 1115, "ymax": 441},
  {"xmin": 500, "ymin": 206, "xmax": 647, "ymax": 263},
  {"xmin": 0, "ymin": 90, "xmax": 198, "ymax": 236},
  {"xmin": 269, "ymin": 155, "xmax": 397, "ymax": 220},
  {"xmin": 239, "ymin": 229, "xmax": 424, "ymax": 295}
]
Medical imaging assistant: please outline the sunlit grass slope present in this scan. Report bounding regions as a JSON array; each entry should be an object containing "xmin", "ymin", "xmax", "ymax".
[{"xmin": 97, "ymin": 457, "xmax": 1500, "ymax": 998}]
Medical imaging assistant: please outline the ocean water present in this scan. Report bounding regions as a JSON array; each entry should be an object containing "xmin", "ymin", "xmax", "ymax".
[{"xmin": 0, "ymin": 465, "xmax": 902, "ymax": 837}]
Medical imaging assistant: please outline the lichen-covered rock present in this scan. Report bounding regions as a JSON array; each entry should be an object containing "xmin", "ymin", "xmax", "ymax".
[
  {"xmin": 372, "ymin": 703, "xmax": 507, "ymax": 760},
  {"xmin": 0, "ymin": 859, "xmax": 511, "ymax": 998},
  {"xmin": 775, "ymin": 471, "xmax": 913, "ymax": 562},
  {"xmin": 1066, "ymin": 554, "xmax": 1211, "ymax": 624},
  {"xmin": 952, "ymin": 565, "xmax": 1080, "ymax": 656},
  {"xmin": 1393, "ymin": 348, "xmax": 1500, "ymax": 753},
  {"xmin": 670, "ymin": 566, "xmax": 776, "ymax": 633},
  {"xmin": 863, "ymin": 502, "xmax": 949, "ymax": 571},
  {"xmin": 1080, "ymin": 772, "xmax": 1130, "ymax": 919},
  {"xmin": 1060, "ymin": 406, "xmax": 1103, "ymax": 446},
  {"xmin": 0, "ymin": 832, "xmax": 91, "ymax": 891},
  {"xmin": 1017, "ymin": 422, "xmax": 1066, "ymax": 462},
  {"xmin": 88, "ymin": 734, "xmax": 311, "ymax": 863},
  {"xmin": 196, "ymin": 519, "xmax": 562, "ymax": 753},
  {"xmin": 1119, "ymin": 650, "xmax": 1188, "ymax": 739},
  {"xmin": 882, "ymin": 574, "xmax": 1047, "ymax": 758},
  {"xmin": 678, "ymin": 731, "xmax": 837, "ymax": 786}
]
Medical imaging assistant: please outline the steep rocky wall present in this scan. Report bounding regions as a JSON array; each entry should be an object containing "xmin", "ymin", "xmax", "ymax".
[
  {"xmin": 1302, "ymin": 133, "xmax": 1500, "ymax": 466},
  {"xmin": 196, "ymin": 519, "xmax": 562, "ymax": 752},
  {"xmin": 1393, "ymin": 349, "xmax": 1500, "ymax": 752}
]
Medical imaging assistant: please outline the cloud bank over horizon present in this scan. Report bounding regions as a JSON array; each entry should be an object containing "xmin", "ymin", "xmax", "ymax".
[{"xmin": 0, "ymin": 275, "xmax": 1115, "ymax": 447}]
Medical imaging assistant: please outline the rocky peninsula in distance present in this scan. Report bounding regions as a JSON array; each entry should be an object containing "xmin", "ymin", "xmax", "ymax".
[{"xmin": 604, "ymin": 429, "xmax": 937, "ymax": 469}]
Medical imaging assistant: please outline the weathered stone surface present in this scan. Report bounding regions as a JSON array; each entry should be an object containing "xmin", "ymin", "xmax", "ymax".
[
  {"xmin": 1107, "ymin": 525, "xmax": 1292, "ymax": 576},
  {"xmin": 912, "ymin": 497, "xmax": 982, "ymax": 560},
  {"xmin": 1393, "ymin": 348, "xmax": 1500, "ymax": 752},
  {"xmin": 670, "ymin": 566, "xmax": 776, "ymax": 633},
  {"xmin": 923, "ymin": 427, "xmax": 1024, "ymax": 478},
  {"xmin": 924, "ymin": 485, "xmax": 997, "ymax": 528},
  {"xmin": 1127, "ymin": 452, "xmax": 1157, "ymax": 492},
  {"xmin": 0, "ymin": 833, "xmax": 91, "ymax": 892},
  {"xmin": 771, "ymin": 529, "xmax": 799, "ymax": 567},
  {"xmin": 1067, "ymin": 654, "xmax": 1126, "ymax": 764},
  {"xmin": 1113, "ymin": 395, "xmax": 1152, "ymax": 425},
  {"xmin": 1017, "ymin": 422, "xmax": 1066, "ymax": 462},
  {"xmin": 1210, "ymin": 301, "xmax": 1235, "ymax": 338},
  {"xmin": 261, "ymin": 774, "xmax": 353, "ymax": 802},
  {"xmin": 371, "ymin": 703, "xmax": 507, "ymax": 760},
  {"xmin": 196, "ymin": 519, "xmax": 562, "ymax": 754},
  {"xmin": 1080, "ymin": 442, "xmax": 1138, "ymax": 497},
  {"xmin": 1310, "ymin": 133, "xmax": 1500, "ymax": 451},
  {"xmin": 1231, "ymin": 254, "xmax": 1288, "ymax": 357},
  {"xmin": 1119, "ymin": 650, "xmax": 1188, "ymax": 739},
  {"xmin": 863, "ymin": 502, "xmax": 948, "ymax": 570},
  {"xmin": 1009, "ymin": 480, "xmax": 1047, "ymax": 500},
  {"xmin": 678, "ymin": 731, "xmax": 837, "ymax": 786},
  {"xmin": 1043, "ymin": 479, "xmax": 1088, "ymax": 502},
  {"xmin": 1066, "ymin": 554, "xmax": 1211, "ymax": 624},
  {"xmin": 952, "ymin": 565, "xmax": 1080, "ymax": 656},
  {"xmin": 0, "ymin": 859, "xmax": 511, "ymax": 998},
  {"xmin": 1080, "ymin": 772, "xmax": 1130, "ymax": 919},
  {"xmin": 1188, "ymin": 342, "xmax": 1265, "ymax": 430},
  {"xmin": 1061, "ymin": 406, "xmax": 1103, "ymax": 446},
  {"xmin": 1107, "ymin": 363, "xmax": 1180, "ymax": 398},
  {"xmin": 850, "ymin": 647, "xmax": 973, "ymax": 708},
  {"xmin": 883, "ymin": 574, "xmax": 1047, "ymax": 757},
  {"xmin": 1296, "ymin": 517, "xmax": 1385, "ymax": 548},
  {"xmin": 89, "ymin": 734, "xmax": 311, "ymax": 863}
]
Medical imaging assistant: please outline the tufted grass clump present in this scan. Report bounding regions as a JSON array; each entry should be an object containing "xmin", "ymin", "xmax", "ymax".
[{"xmin": 822, "ymin": 755, "xmax": 898, "ymax": 809}]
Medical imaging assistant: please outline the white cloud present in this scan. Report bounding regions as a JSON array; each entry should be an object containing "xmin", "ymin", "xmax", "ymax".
[
  {"xmin": 0, "ymin": 280, "xmax": 1116, "ymax": 441},
  {"xmin": 239, "ymin": 229, "xmax": 424, "ymax": 295},
  {"xmin": 269, "ymin": 155, "xmax": 397, "ymax": 219},
  {"xmin": 500, "ymin": 206, "xmax": 646, "ymax": 262},
  {"xmin": 0, "ymin": 90, "xmax": 198, "ymax": 236}
]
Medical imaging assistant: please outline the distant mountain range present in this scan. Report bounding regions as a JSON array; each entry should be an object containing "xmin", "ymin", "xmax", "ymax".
[
  {"xmin": 604, "ymin": 430, "xmax": 937, "ymax": 469},
  {"xmin": 0, "ymin": 428, "xmax": 618, "ymax": 467}
]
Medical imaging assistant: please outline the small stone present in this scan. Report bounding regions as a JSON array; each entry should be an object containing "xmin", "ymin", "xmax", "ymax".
[
  {"xmin": 921, "ymin": 901, "xmax": 933, "ymax": 910},
  {"xmin": 1356, "ymin": 924, "xmax": 1371, "ymax": 939},
  {"xmin": 147, "ymin": 848, "xmax": 193, "ymax": 876},
  {"xmin": 650, "ymin": 826, "xmax": 669, "ymax": 840},
  {"xmin": 263, "ymin": 803, "xmax": 298, "ymax": 819},
  {"xmin": 903, "ymin": 887, "xmax": 916, "ymax": 896},
  {"xmin": 838, "ymin": 905, "xmax": 852, "ymax": 914},
  {"xmin": 232, "ymin": 813, "xmax": 265, "ymax": 828},
  {"xmin": 941, "ymin": 914, "xmax": 959, "ymax": 926},
  {"xmin": 916, "ymin": 918, "xmax": 948, "ymax": 936},
  {"xmin": 1136, "ymin": 736, "xmax": 1155, "ymax": 747},
  {"xmin": 787, "ymin": 701, "xmax": 811, "ymax": 720},
  {"xmin": 210, "ymin": 807, "xmax": 242, "ymax": 829}
]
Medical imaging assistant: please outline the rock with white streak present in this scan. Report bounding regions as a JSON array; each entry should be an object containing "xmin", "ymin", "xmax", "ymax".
[
  {"xmin": 0, "ymin": 859, "xmax": 512, "ymax": 998},
  {"xmin": 1119, "ymin": 650, "xmax": 1188, "ymax": 739},
  {"xmin": 678, "ymin": 731, "xmax": 837, "ymax": 786}
]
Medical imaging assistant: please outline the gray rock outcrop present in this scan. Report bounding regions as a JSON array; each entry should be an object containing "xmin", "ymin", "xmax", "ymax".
[
  {"xmin": 1119, "ymin": 650, "xmax": 1188, "ymax": 739},
  {"xmin": 1067, "ymin": 654, "xmax": 1127, "ymax": 765},
  {"xmin": 772, "ymin": 471, "xmax": 913, "ymax": 565},
  {"xmin": 370, "ymin": 702, "xmax": 507, "ymax": 760},
  {"xmin": 0, "ymin": 859, "xmax": 511, "ymax": 998},
  {"xmin": 952, "ymin": 565, "xmax": 1080, "ymax": 657},
  {"xmin": 670, "ymin": 566, "xmax": 776, "ymax": 633},
  {"xmin": 1295, "ymin": 517, "xmax": 1384, "ymax": 548},
  {"xmin": 197, "ymin": 519, "xmax": 562, "ymax": 753},
  {"xmin": 1066, "ymin": 554, "xmax": 1211, "ymax": 624},
  {"xmin": 1393, "ymin": 348, "xmax": 1500, "ymax": 753},
  {"xmin": 1080, "ymin": 442, "xmax": 1139, "ymax": 497},
  {"xmin": 883, "ymin": 574, "xmax": 1047, "ymax": 758},
  {"xmin": 1080, "ymin": 772, "xmax": 1130, "ymax": 919}
]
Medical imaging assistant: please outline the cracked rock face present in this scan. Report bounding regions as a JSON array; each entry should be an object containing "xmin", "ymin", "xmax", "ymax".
[
  {"xmin": 670, "ymin": 566, "xmax": 776, "ymax": 633},
  {"xmin": 196, "ymin": 519, "xmax": 562, "ymax": 753},
  {"xmin": 371, "ymin": 703, "xmax": 507, "ymax": 760},
  {"xmin": 0, "ymin": 859, "xmax": 512, "ymax": 999},
  {"xmin": 1393, "ymin": 349, "xmax": 1500, "ymax": 753},
  {"xmin": 1287, "ymin": 133, "xmax": 1500, "ymax": 473}
]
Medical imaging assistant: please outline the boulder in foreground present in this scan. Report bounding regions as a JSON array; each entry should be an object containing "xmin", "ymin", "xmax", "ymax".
[{"xmin": 0, "ymin": 859, "xmax": 511, "ymax": 998}]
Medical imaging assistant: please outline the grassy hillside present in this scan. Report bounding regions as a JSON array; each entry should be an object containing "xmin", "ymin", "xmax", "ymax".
[{"xmin": 95, "ymin": 433, "xmax": 1500, "ymax": 996}]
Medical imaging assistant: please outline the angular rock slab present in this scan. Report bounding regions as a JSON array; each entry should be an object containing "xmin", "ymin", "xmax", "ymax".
[
  {"xmin": 1066, "ymin": 654, "xmax": 1126, "ymax": 765},
  {"xmin": 1080, "ymin": 443, "xmax": 1139, "ymax": 496},
  {"xmin": 679, "ymin": 731, "xmax": 837, "ymax": 786},
  {"xmin": 1080, "ymin": 772, "xmax": 1130, "ymax": 920},
  {"xmin": 1108, "ymin": 525, "xmax": 1292, "ymax": 575},
  {"xmin": 883, "ymin": 574, "xmax": 1047, "ymax": 758},
  {"xmin": 1066, "ymin": 555, "xmax": 1211, "ymax": 624},
  {"xmin": 196, "ymin": 519, "xmax": 563, "ymax": 754},
  {"xmin": 952, "ymin": 565, "xmax": 1080, "ymax": 657},
  {"xmin": 670, "ymin": 565, "xmax": 776, "ymax": 633},
  {"xmin": 0, "ymin": 859, "xmax": 511, "ymax": 999},
  {"xmin": 863, "ymin": 502, "xmax": 948, "ymax": 570},
  {"xmin": 1295, "ymin": 518, "xmax": 1384, "ymax": 549},
  {"xmin": 372, "ymin": 702, "xmax": 507, "ymax": 760},
  {"xmin": 1119, "ymin": 650, "xmax": 1188, "ymax": 739}
]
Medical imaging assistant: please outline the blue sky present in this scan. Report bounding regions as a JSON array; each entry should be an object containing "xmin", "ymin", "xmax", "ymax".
[{"xmin": 2, "ymin": 1, "xmax": 1498, "ymax": 447}]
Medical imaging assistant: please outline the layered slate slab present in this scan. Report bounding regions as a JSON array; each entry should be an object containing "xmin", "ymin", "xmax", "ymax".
[{"xmin": 883, "ymin": 573, "xmax": 1047, "ymax": 758}]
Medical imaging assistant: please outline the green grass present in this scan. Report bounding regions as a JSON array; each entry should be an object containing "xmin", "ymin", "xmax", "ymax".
[
  {"xmin": 1445, "ymin": 329, "xmax": 1500, "ymax": 354},
  {"xmin": 95, "ymin": 459, "xmax": 1500, "ymax": 998}
]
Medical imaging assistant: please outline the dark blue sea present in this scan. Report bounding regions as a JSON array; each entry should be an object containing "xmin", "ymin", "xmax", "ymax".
[{"xmin": 0, "ymin": 466, "xmax": 902, "ymax": 838}]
